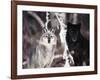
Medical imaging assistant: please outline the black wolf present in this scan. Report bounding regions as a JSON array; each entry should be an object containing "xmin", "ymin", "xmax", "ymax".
[{"xmin": 66, "ymin": 22, "xmax": 89, "ymax": 66}]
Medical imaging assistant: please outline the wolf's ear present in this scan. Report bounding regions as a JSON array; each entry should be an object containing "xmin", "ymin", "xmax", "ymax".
[
  {"xmin": 76, "ymin": 23, "xmax": 81, "ymax": 30},
  {"xmin": 67, "ymin": 22, "xmax": 73, "ymax": 29},
  {"xmin": 72, "ymin": 23, "xmax": 81, "ymax": 30},
  {"xmin": 42, "ymin": 27, "xmax": 47, "ymax": 33}
]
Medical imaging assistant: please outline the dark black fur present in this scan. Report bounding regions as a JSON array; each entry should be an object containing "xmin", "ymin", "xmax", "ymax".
[{"xmin": 66, "ymin": 22, "xmax": 89, "ymax": 66}]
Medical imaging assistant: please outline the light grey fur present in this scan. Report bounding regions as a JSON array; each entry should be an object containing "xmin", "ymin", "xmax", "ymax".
[{"xmin": 30, "ymin": 31, "xmax": 57, "ymax": 68}]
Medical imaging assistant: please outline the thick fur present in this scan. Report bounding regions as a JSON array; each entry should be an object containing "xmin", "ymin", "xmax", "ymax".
[
  {"xmin": 30, "ymin": 31, "xmax": 57, "ymax": 68},
  {"xmin": 66, "ymin": 22, "xmax": 89, "ymax": 66}
]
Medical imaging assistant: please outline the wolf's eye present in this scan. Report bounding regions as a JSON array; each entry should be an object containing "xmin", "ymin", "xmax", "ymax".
[
  {"xmin": 50, "ymin": 36, "xmax": 53, "ymax": 38},
  {"xmin": 44, "ymin": 35, "xmax": 48, "ymax": 38}
]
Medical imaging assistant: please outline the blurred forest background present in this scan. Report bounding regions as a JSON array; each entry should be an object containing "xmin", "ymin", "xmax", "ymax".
[{"xmin": 22, "ymin": 11, "xmax": 89, "ymax": 68}]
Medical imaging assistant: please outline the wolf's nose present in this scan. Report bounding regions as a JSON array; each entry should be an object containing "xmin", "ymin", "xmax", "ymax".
[{"xmin": 48, "ymin": 38, "xmax": 50, "ymax": 43}]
